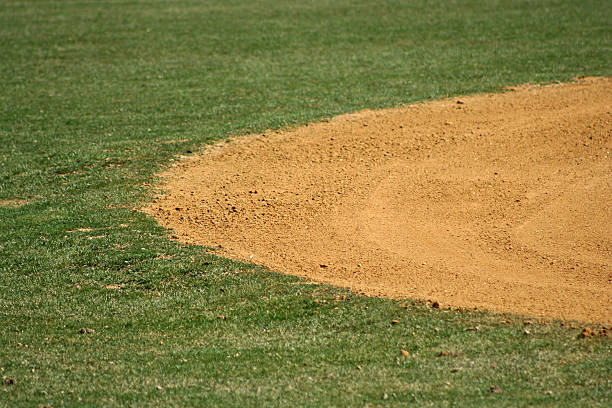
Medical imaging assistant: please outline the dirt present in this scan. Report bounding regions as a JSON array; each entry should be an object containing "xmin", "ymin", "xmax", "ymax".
[
  {"xmin": 0, "ymin": 199, "xmax": 27, "ymax": 207},
  {"xmin": 145, "ymin": 77, "xmax": 612, "ymax": 324}
]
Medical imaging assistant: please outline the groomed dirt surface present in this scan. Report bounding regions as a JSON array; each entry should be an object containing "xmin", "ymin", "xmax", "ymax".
[{"xmin": 146, "ymin": 77, "xmax": 612, "ymax": 324}]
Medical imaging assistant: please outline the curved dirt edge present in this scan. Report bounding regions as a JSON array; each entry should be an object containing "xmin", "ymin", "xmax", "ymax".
[{"xmin": 146, "ymin": 77, "xmax": 612, "ymax": 324}]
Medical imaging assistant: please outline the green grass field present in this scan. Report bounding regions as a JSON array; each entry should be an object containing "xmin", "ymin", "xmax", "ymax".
[{"xmin": 1, "ymin": 0, "xmax": 610, "ymax": 406}]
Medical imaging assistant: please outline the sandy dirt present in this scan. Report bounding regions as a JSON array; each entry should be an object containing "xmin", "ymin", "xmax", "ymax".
[{"xmin": 146, "ymin": 77, "xmax": 612, "ymax": 324}]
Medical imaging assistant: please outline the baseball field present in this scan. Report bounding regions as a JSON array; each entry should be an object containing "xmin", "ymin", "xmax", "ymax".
[{"xmin": 1, "ymin": 0, "xmax": 611, "ymax": 406}]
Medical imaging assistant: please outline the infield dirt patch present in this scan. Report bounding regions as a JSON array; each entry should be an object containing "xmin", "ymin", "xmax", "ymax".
[{"xmin": 147, "ymin": 78, "xmax": 611, "ymax": 324}]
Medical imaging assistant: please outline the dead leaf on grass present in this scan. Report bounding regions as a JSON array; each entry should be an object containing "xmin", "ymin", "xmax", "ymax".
[
  {"xmin": 440, "ymin": 350, "xmax": 462, "ymax": 357},
  {"xmin": 490, "ymin": 385, "xmax": 503, "ymax": 394}
]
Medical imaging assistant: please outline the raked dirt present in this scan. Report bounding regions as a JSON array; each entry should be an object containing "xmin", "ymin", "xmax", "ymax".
[{"xmin": 146, "ymin": 77, "xmax": 612, "ymax": 324}]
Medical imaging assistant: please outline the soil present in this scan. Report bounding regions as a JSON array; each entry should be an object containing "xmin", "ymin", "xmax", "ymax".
[
  {"xmin": 0, "ymin": 199, "xmax": 27, "ymax": 207},
  {"xmin": 146, "ymin": 77, "xmax": 612, "ymax": 324}
]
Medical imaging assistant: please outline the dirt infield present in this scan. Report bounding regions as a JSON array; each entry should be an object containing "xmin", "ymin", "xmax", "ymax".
[{"xmin": 147, "ymin": 78, "xmax": 611, "ymax": 324}]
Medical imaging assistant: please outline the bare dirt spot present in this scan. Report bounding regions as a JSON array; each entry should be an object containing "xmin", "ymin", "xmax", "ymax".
[
  {"xmin": 0, "ymin": 199, "xmax": 28, "ymax": 208},
  {"xmin": 146, "ymin": 78, "xmax": 612, "ymax": 324}
]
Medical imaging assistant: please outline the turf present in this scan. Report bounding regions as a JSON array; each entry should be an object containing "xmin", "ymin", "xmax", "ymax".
[{"xmin": 0, "ymin": 0, "xmax": 610, "ymax": 406}]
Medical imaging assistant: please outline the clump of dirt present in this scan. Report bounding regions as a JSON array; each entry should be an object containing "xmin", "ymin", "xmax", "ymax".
[{"xmin": 145, "ymin": 77, "xmax": 612, "ymax": 324}]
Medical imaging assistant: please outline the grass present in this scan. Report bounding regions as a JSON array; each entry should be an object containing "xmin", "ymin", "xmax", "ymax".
[{"xmin": 0, "ymin": 0, "xmax": 610, "ymax": 406}]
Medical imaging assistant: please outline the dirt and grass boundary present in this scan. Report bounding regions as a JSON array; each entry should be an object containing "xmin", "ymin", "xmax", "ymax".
[{"xmin": 1, "ymin": 1, "xmax": 610, "ymax": 406}]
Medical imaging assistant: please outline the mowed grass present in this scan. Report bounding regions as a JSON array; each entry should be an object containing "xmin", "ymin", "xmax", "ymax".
[{"xmin": 0, "ymin": 0, "xmax": 610, "ymax": 406}]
